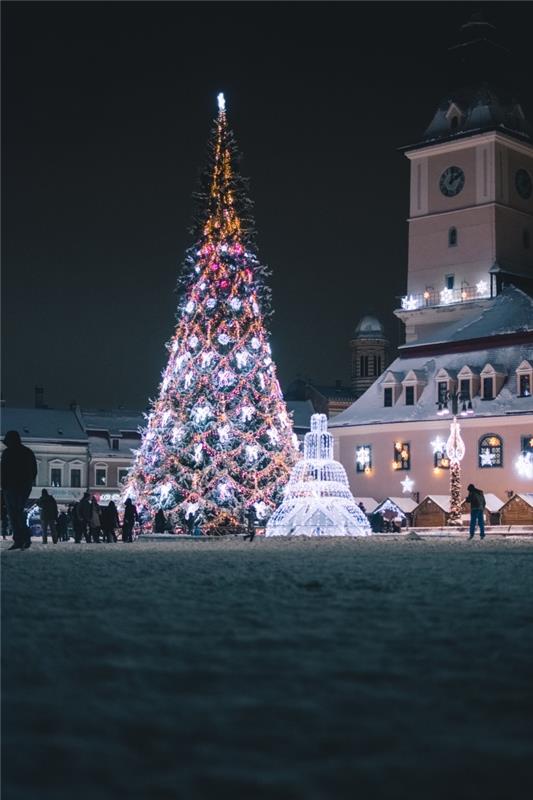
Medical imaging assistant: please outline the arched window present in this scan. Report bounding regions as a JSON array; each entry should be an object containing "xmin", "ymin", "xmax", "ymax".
[
  {"xmin": 373, "ymin": 355, "xmax": 382, "ymax": 375},
  {"xmin": 360, "ymin": 355, "xmax": 369, "ymax": 377},
  {"xmin": 524, "ymin": 229, "xmax": 530, "ymax": 249},
  {"xmin": 448, "ymin": 227, "xmax": 458, "ymax": 247},
  {"xmin": 478, "ymin": 434, "xmax": 503, "ymax": 468}
]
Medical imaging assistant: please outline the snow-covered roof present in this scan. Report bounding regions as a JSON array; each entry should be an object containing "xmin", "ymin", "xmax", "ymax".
[
  {"xmin": 417, "ymin": 495, "xmax": 452, "ymax": 512},
  {"xmin": 81, "ymin": 409, "xmax": 145, "ymax": 436},
  {"xmin": 286, "ymin": 400, "xmax": 314, "ymax": 430},
  {"xmin": 353, "ymin": 316, "xmax": 386, "ymax": 338},
  {"xmin": 330, "ymin": 341, "xmax": 533, "ymax": 428},
  {"xmin": 352, "ymin": 497, "xmax": 379, "ymax": 513},
  {"xmin": 401, "ymin": 288, "xmax": 533, "ymax": 349},
  {"xmin": 502, "ymin": 493, "xmax": 533, "ymax": 509},
  {"xmin": 1, "ymin": 408, "xmax": 87, "ymax": 442},
  {"xmin": 463, "ymin": 493, "xmax": 504, "ymax": 513},
  {"xmin": 374, "ymin": 497, "xmax": 418, "ymax": 515}
]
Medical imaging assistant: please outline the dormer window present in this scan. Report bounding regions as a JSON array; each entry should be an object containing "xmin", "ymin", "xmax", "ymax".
[
  {"xmin": 112, "ymin": 438, "xmax": 120, "ymax": 451},
  {"xmin": 445, "ymin": 102, "xmax": 463, "ymax": 133},
  {"xmin": 450, "ymin": 116, "xmax": 459, "ymax": 131},
  {"xmin": 402, "ymin": 369, "xmax": 426, "ymax": 406},
  {"xmin": 382, "ymin": 371, "xmax": 402, "ymax": 407},
  {"xmin": 448, "ymin": 227, "xmax": 458, "ymax": 247},
  {"xmin": 516, "ymin": 360, "xmax": 533, "ymax": 397},
  {"xmin": 480, "ymin": 364, "xmax": 506, "ymax": 401},
  {"xmin": 435, "ymin": 368, "xmax": 457, "ymax": 411},
  {"xmin": 457, "ymin": 366, "xmax": 480, "ymax": 403}
]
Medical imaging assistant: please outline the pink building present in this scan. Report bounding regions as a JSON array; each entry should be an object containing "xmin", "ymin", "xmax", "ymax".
[{"xmin": 330, "ymin": 24, "xmax": 533, "ymax": 511}]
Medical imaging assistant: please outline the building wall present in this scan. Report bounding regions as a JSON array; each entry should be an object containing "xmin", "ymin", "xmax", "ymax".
[
  {"xmin": 495, "ymin": 204, "xmax": 533, "ymax": 273},
  {"xmin": 333, "ymin": 414, "xmax": 533, "ymax": 505},
  {"xmin": 27, "ymin": 441, "xmax": 88, "ymax": 504}
]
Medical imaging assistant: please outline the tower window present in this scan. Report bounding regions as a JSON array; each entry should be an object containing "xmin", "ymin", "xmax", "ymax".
[
  {"xmin": 448, "ymin": 227, "xmax": 458, "ymax": 247},
  {"xmin": 373, "ymin": 355, "xmax": 381, "ymax": 375},
  {"xmin": 524, "ymin": 229, "xmax": 530, "ymax": 249},
  {"xmin": 360, "ymin": 355, "xmax": 369, "ymax": 377},
  {"xmin": 384, "ymin": 388, "xmax": 393, "ymax": 407}
]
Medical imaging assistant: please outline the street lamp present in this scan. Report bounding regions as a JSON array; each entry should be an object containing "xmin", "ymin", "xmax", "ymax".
[{"xmin": 436, "ymin": 390, "xmax": 472, "ymax": 525}]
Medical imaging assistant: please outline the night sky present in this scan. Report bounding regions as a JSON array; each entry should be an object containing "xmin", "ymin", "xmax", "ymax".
[{"xmin": 3, "ymin": 1, "xmax": 532, "ymax": 411}]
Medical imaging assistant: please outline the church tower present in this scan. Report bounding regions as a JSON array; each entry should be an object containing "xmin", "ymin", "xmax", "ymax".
[
  {"xmin": 350, "ymin": 316, "xmax": 388, "ymax": 398},
  {"xmin": 396, "ymin": 14, "xmax": 533, "ymax": 344}
]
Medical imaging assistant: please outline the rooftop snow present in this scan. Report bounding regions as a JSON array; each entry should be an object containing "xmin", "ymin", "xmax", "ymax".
[{"xmin": 1, "ymin": 408, "xmax": 87, "ymax": 441}]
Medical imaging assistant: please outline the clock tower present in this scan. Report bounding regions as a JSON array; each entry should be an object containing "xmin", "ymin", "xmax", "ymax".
[{"xmin": 396, "ymin": 16, "xmax": 533, "ymax": 344}]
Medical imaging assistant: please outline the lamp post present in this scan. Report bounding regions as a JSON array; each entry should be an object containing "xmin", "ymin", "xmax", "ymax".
[{"xmin": 436, "ymin": 390, "xmax": 472, "ymax": 526}]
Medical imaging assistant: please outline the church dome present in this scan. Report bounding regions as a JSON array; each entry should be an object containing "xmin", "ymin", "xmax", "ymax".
[{"xmin": 353, "ymin": 315, "xmax": 385, "ymax": 338}]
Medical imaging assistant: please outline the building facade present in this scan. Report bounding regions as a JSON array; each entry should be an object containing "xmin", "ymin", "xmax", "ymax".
[{"xmin": 330, "ymin": 23, "xmax": 533, "ymax": 510}]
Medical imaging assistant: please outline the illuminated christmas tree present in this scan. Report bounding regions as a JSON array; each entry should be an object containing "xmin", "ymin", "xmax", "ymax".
[{"xmin": 124, "ymin": 94, "xmax": 298, "ymax": 530}]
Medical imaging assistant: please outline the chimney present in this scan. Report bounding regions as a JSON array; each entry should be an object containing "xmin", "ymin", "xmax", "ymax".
[{"xmin": 35, "ymin": 386, "xmax": 46, "ymax": 409}]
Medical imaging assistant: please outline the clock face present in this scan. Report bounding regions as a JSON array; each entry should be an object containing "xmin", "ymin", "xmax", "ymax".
[
  {"xmin": 515, "ymin": 169, "xmax": 532, "ymax": 200},
  {"xmin": 439, "ymin": 166, "xmax": 465, "ymax": 197}
]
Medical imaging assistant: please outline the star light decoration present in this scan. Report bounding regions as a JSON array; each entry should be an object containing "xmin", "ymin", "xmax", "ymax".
[
  {"xmin": 515, "ymin": 452, "xmax": 533, "ymax": 479},
  {"xmin": 479, "ymin": 448, "xmax": 496, "ymax": 467},
  {"xmin": 356, "ymin": 446, "xmax": 371, "ymax": 468},
  {"xmin": 476, "ymin": 279, "xmax": 489, "ymax": 296},
  {"xmin": 401, "ymin": 295, "xmax": 418, "ymax": 310},
  {"xmin": 430, "ymin": 436, "xmax": 446, "ymax": 455},
  {"xmin": 401, "ymin": 475, "xmax": 415, "ymax": 494},
  {"xmin": 440, "ymin": 287, "xmax": 454, "ymax": 305}
]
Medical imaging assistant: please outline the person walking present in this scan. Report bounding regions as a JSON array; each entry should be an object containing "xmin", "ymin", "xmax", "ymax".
[
  {"xmin": 89, "ymin": 496, "xmax": 102, "ymax": 543},
  {"xmin": 1, "ymin": 430, "xmax": 37, "ymax": 550},
  {"xmin": 243, "ymin": 506, "xmax": 256, "ymax": 542},
  {"xmin": 122, "ymin": 498, "xmax": 138, "ymax": 542},
  {"xmin": 465, "ymin": 483, "xmax": 486, "ymax": 540},
  {"xmin": 37, "ymin": 489, "xmax": 59, "ymax": 544},
  {"xmin": 101, "ymin": 500, "xmax": 120, "ymax": 543},
  {"xmin": 77, "ymin": 492, "xmax": 92, "ymax": 543},
  {"xmin": 57, "ymin": 509, "xmax": 69, "ymax": 542}
]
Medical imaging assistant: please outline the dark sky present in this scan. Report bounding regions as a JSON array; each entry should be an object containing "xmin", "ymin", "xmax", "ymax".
[{"xmin": 2, "ymin": 1, "xmax": 532, "ymax": 411}]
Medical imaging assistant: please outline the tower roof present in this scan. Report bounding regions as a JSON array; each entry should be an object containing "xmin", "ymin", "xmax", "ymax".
[{"xmin": 353, "ymin": 315, "xmax": 386, "ymax": 339}]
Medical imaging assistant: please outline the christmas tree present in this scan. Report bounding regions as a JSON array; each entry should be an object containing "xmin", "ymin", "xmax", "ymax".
[{"xmin": 124, "ymin": 94, "xmax": 298, "ymax": 531}]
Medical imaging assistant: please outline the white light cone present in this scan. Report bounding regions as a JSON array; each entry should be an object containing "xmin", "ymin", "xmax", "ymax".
[{"xmin": 266, "ymin": 414, "xmax": 371, "ymax": 537}]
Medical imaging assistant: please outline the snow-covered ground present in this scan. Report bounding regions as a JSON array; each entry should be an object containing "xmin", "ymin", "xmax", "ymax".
[{"xmin": 3, "ymin": 536, "xmax": 533, "ymax": 799}]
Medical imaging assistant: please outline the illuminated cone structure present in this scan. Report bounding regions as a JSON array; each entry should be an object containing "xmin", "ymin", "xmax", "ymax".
[
  {"xmin": 124, "ymin": 94, "xmax": 297, "ymax": 530},
  {"xmin": 266, "ymin": 414, "xmax": 371, "ymax": 537}
]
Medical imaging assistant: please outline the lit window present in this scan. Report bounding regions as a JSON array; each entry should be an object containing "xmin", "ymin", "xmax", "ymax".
[
  {"xmin": 478, "ymin": 435, "xmax": 503, "ymax": 468},
  {"xmin": 393, "ymin": 441, "xmax": 410, "ymax": 471},
  {"xmin": 51, "ymin": 468, "xmax": 62, "ymax": 487},
  {"xmin": 521, "ymin": 435, "xmax": 533, "ymax": 455},
  {"xmin": 519, "ymin": 374, "xmax": 531, "ymax": 397},
  {"xmin": 384, "ymin": 387, "xmax": 393, "ymax": 407}
]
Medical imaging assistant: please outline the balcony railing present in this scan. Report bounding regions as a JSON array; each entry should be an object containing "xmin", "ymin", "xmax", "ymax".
[{"xmin": 399, "ymin": 282, "xmax": 491, "ymax": 311}]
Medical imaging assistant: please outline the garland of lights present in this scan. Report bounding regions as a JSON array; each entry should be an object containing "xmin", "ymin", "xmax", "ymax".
[{"xmin": 123, "ymin": 94, "xmax": 298, "ymax": 530}]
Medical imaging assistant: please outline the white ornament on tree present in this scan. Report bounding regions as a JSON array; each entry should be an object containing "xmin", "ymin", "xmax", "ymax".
[
  {"xmin": 241, "ymin": 405, "xmax": 255, "ymax": 422},
  {"xmin": 218, "ymin": 424, "xmax": 231, "ymax": 445}
]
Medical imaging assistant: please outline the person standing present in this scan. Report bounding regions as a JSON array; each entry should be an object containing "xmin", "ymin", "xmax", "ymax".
[
  {"xmin": 1, "ymin": 430, "xmax": 37, "ymax": 550},
  {"xmin": 243, "ymin": 506, "xmax": 256, "ymax": 542},
  {"xmin": 37, "ymin": 489, "xmax": 59, "ymax": 544},
  {"xmin": 101, "ymin": 500, "xmax": 120, "ymax": 543},
  {"xmin": 77, "ymin": 492, "xmax": 92, "ymax": 543},
  {"xmin": 465, "ymin": 483, "xmax": 486, "ymax": 540},
  {"xmin": 153, "ymin": 508, "xmax": 167, "ymax": 534},
  {"xmin": 89, "ymin": 496, "xmax": 102, "ymax": 543},
  {"xmin": 122, "ymin": 498, "xmax": 138, "ymax": 542},
  {"xmin": 57, "ymin": 509, "xmax": 69, "ymax": 542}
]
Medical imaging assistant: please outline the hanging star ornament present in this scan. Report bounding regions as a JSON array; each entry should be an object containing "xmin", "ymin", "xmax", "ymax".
[
  {"xmin": 401, "ymin": 475, "xmax": 415, "ymax": 493},
  {"xmin": 480, "ymin": 448, "xmax": 495, "ymax": 467}
]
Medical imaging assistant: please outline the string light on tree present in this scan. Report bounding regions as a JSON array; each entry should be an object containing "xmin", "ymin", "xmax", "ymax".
[{"xmin": 122, "ymin": 93, "xmax": 297, "ymax": 530}]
